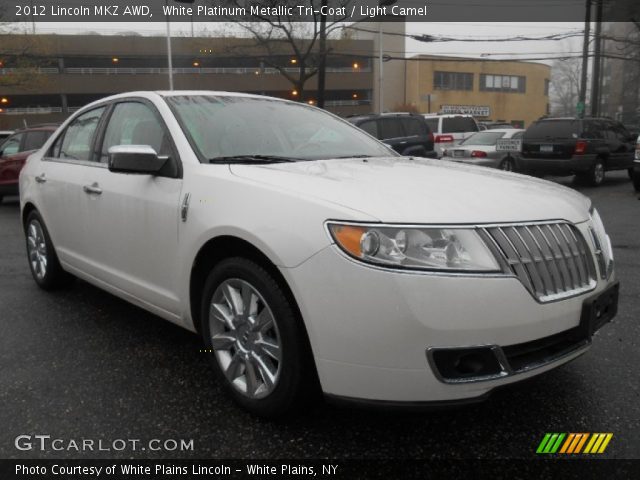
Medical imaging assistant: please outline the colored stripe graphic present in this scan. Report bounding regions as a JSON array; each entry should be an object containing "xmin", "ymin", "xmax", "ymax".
[{"xmin": 537, "ymin": 433, "xmax": 613, "ymax": 454}]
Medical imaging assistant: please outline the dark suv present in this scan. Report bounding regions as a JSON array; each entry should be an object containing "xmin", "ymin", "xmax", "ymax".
[
  {"xmin": 0, "ymin": 124, "xmax": 57, "ymax": 202},
  {"xmin": 519, "ymin": 117, "xmax": 636, "ymax": 186},
  {"xmin": 348, "ymin": 113, "xmax": 437, "ymax": 158}
]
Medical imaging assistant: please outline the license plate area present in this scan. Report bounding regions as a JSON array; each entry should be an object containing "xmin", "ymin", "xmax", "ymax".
[
  {"xmin": 453, "ymin": 150, "xmax": 465, "ymax": 157},
  {"xmin": 540, "ymin": 145, "xmax": 554, "ymax": 153},
  {"xmin": 580, "ymin": 282, "xmax": 619, "ymax": 337}
]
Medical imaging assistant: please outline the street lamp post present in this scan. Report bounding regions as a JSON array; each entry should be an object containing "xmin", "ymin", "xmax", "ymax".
[
  {"xmin": 377, "ymin": 0, "xmax": 397, "ymax": 114},
  {"xmin": 165, "ymin": 0, "xmax": 174, "ymax": 91}
]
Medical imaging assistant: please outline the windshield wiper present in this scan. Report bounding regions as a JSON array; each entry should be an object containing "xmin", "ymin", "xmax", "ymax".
[
  {"xmin": 333, "ymin": 154, "xmax": 375, "ymax": 159},
  {"xmin": 208, "ymin": 155, "xmax": 303, "ymax": 164}
]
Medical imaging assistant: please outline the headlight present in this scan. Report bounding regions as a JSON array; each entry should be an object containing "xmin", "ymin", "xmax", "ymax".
[{"xmin": 327, "ymin": 223, "xmax": 501, "ymax": 272}]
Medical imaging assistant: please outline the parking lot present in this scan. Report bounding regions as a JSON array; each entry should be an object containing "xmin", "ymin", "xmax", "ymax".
[{"xmin": 1, "ymin": 171, "xmax": 638, "ymax": 460}]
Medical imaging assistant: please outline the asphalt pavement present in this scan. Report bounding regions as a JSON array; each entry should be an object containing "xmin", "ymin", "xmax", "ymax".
[{"xmin": 1, "ymin": 171, "xmax": 639, "ymax": 460}]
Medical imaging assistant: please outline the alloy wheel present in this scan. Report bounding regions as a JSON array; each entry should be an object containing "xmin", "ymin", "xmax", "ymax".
[
  {"xmin": 594, "ymin": 163, "xmax": 604, "ymax": 184},
  {"xmin": 208, "ymin": 279, "xmax": 282, "ymax": 399},
  {"xmin": 27, "ymin": 220, "xmax": 48, "ymax": 281}
]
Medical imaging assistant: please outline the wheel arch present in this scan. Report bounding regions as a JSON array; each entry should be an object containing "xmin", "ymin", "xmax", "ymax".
[
  {"xmin": 21, "ymin": 202, "xmax": 38, "ymax": 231},
  {"xmin": 189, "ymin": 235, "xmax": 300, "ymax": 336}
]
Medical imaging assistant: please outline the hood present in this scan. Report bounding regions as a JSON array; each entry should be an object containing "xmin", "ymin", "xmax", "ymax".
[{"xmin": 230, "ymin": 157, "xmax": 591, "ymax": 224}]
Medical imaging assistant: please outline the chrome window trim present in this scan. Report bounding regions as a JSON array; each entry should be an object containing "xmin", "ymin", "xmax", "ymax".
[{"xmin": 42, "ymin": 156, "xmax": 108, "ymax": 168}]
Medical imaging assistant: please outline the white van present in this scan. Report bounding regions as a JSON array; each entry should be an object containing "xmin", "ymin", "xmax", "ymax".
[{"xmin": 423, "ymin": 114, "xmax": 479, "ymax": 158}]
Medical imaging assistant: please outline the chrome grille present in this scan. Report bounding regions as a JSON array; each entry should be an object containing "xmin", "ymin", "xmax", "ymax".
[{"xmin": 482, "ymin": 223, "xmax": 596, "ymax": 302}]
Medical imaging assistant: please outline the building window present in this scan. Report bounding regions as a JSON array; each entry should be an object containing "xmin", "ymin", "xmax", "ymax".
[
  {"xmin": 544, "ymin": 79, "xmax": 550, "ymax": 96},
  {"xmin": 480, "ymin": 74, "xmax": 526, "ymax": 93},
  {"xmin": 433, "ymin": 71, "xmax": 473, "ymax": 91}
]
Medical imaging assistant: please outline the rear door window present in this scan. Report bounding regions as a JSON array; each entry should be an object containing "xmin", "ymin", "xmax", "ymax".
[
  {"xmin": 525, "ymin": 120, "xmax": 579, "ymax": 139},
  {"xmin": 401, "ymin": 117, "xmax": 426, "ymax": 136},
  {"xmin": 379, "ymin": 118, "xmax": 405, "ymax": 139},
  {"xmin": 358, "ymin": 120, "xmax": 379, "ymax": 139},
  {"xmin": 23, "ymin": 131, "xmax": 52, "ymax": 151},
  {"xmin": 424, "ymin": 118, "xmax": 439, "ymax": 133},
  {"xmin": 0, "ymin": 133, "xmax": 24, "ymax": 156},
  {"xmin": 442, "ymin": 117, "xmax": 478, "ymax": 133}
]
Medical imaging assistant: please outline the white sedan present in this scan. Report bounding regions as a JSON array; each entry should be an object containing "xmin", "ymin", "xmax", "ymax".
[{"xmin": 20, "ymin": 91, "xmax": 619, "ymax": 417}]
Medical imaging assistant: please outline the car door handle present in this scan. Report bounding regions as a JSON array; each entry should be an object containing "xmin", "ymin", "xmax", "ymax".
[
  {"xmin": 35, "ymin": 174, "xmax": 46, "ymax": 184},
  {"xmin": 83, "ymin": 183, "xmax": 102, "ymax": 195}
]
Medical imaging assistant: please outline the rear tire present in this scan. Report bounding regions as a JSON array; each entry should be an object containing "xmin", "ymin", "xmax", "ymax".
[
  {"xmin": 579, "ymin": 160, "xmax": 605, "ymax": 186},
  {"xmin": 24, "ymin": 210, "xmax": 74, "ymax": 290},
  {"xmin": 200, "ymin": 257, "xmax": 314, "ymax": 418},
  {"xmin": 633, "ymin": 171, "xmax": 640, "ymax": 192}
]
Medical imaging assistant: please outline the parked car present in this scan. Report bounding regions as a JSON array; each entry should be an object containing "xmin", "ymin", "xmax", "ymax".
[
  {"xmin": 633, "ymin": 134, "xmax": 640, "ymax": 192},
  {"xmin": 519, "ymin": 117, "xmax": 636, "ymax": 186},
  {"xmin": 347, "ymin": 113, "xmax": 437, "ymax": 158},
  {"xmin": 0, "ymin": 130, "xmax": 14, "ymax": 142},
  {"xmin": 442, "ymin": 129, "xmax": 524, "ymax": 171},
  {"xmin": 20, "ymin": 92, "xmax": 618, "ymax": 417},
  {"xmin": 422, "ymin": 114, "xmax": 479, "ymax": 157},
  {"xmin": 0, "ymin": 125, "xmax": 57, "ymax": 203},
  {"xmin": 478, "ymin": 122, "xmax": 515, "ymax": 131}
]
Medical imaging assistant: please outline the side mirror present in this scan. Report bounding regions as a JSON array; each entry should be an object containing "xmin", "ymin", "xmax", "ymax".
[{"xmin": 107, "ymin": 145, "xmax": 168, "ymax": 175}]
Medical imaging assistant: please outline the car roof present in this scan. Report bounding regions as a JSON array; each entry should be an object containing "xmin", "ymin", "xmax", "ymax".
[
  {"xmin": 14, "ymin": 124, "xmax": 58, "ymax": 133},
  {"xmin": 71, "ymin": 90, "xmax": 306, "ymax": 117},
  {"xmin": 348, "ymin": 113, "xmax": 423, "ymax": 121},
  {"xmin": 423, "ymin": 113, "xmax": 475, "ymax": 118},
  {"xmin": 478, "ymin": 128, "xmax": 524, "ymax": 133}
]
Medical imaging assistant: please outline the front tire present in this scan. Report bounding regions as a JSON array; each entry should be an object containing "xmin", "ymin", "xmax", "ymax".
[
  {"xmin": 499, "ymin": 157, "xmax": 515, "ymax": 172},
  {"xmin": 200, "ymin": 257, "xmax": 312, "ymax": 417},
  {"xmin": 25, "ymin": 210, "xmax": 74, "ymax": 290}
]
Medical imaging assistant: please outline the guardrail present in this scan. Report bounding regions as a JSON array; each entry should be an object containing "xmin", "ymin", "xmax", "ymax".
[
  {"xmin": 0, "ymin": 107, "xmax": 63, "ymax": 114},
  {"xmin": 63, "ymin": 66, "xmax": 369, "ymax": 75},
  {"xmin": 0, "ymin": 67, "xmax": 60, "ymax": 74}
]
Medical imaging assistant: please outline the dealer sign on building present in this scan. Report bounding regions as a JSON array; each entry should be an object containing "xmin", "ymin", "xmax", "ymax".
[{"xmin": 440, "ymin": 105, "xmax": 491, "ymax": 117}]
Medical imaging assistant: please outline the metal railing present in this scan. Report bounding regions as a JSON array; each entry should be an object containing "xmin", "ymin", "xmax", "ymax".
[
  {"xmin": 325, "ymin": 99, "xmax": 371, "ymax": 106},
  {"xmin": 63, "ymin": 66, "xmax": 369, "ymax": 75},
  {"xmin": 0, "ymin": 67, "xmax": 59, "ymax": 74},
  {"xmin": 0, "ymin": 107, "xmax": 63, "ymax": 114}
]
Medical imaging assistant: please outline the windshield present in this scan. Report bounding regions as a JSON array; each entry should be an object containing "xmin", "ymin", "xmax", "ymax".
[
  {"xmin": 460, "ymin": 131, "xmax": 505, "ymax": 146},
  {"xmin": 166, "ymin": 95, "xmax": 395, "ymax": 162}
]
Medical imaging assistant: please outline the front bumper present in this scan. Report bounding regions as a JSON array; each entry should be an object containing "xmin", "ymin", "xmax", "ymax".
[
  {"xmin": 518, "ymin": 155, "xmax": 597, "ymax": 175},
  {"xmin": 282, "ymin": 239, "xmax": 617, "ymax": 404}
]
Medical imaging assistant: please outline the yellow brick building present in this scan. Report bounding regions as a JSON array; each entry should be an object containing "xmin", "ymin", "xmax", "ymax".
[{"xmin": 405, "ymin": 56, "xmax": 551, "ymax": 127}]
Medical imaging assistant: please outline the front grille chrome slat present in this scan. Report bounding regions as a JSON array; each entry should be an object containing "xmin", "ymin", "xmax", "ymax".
[{"xmin": 483, "ymin": 222, "xmax": 597, "ymax": 302}]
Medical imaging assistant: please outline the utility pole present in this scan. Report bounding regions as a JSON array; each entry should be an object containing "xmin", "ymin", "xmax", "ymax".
[
  {"xmin": 317, "ymin": 0, "xmax": 328, "ymax": 109},
  {"xmin": 578, "ymin": 0, "xmax": 591, "ymax": 117},
  {"xmin": 590, "ymin": 0, "xmax": 603, "ymax": 116}
]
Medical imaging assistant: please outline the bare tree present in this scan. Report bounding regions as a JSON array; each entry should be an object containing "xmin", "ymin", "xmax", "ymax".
[
  {"xmin": 220, "ymin": 0, "xmax": 352, "ymax": 102},
  {"xmin": 550, "ymin": 57, "xmax": 583, "ymax": 117},
  {"xmin": 0, "ymin": 9, "xmax": 47, "ymax": 90}
]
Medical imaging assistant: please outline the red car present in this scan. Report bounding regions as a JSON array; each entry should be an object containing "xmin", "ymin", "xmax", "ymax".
[{"xmin": 0, "ymin": 124, "xmax": 57, "ymax": 203}]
